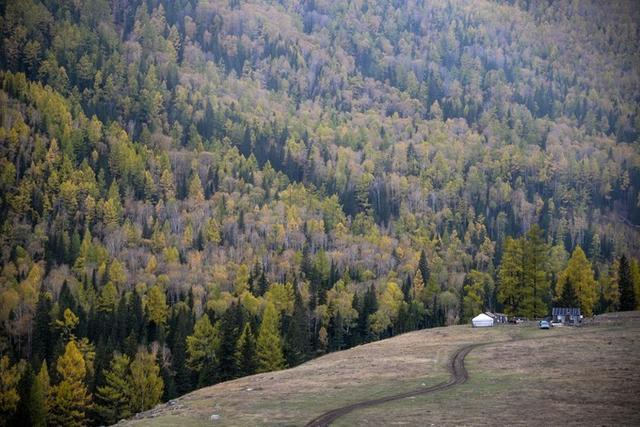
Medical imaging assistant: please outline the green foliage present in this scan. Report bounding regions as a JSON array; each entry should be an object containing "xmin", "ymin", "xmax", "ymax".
[
  {"xmin": 29, "ymin": 362, "xmax": 50, "ymax": 427},
  {"xmin": 462, "ymin": 270, "xmax": 494, "ymax": 322},
  {"xmin": 95, "ymin": 353, "xmax": 131, "ymax": 424},
  {"xmin": 618, "ymin": 255, "xmax": 636, "ymax": 311},
  {"xmin": 559, "ymin": 276, "xmax": 579, "ymax": 308},
  {"xmin": 498, "ymin": 227, "xmax": 550, "ymax": 318},
  {"xmin": 54, "ymin": 308, "xmax": 79, "ymax": 342},
  {"xmin": 234, "ymin": 324, "xmax": 257, "ymax": 377},
  {"xmin": 128, "ymin": 349, "xmax": 163, "ymax": 414},
  {"xmin": 256, "ymin": 303, "xmax": 286, "ymax": 373},
  {"xmin": 186, "ymin": 315, "xmax": 220, "ymax": 372}
]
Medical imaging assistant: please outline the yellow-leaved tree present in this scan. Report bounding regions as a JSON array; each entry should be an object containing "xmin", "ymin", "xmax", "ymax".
[
  {"xmin": 50, "ymin": 341, "xmax": 91, "ymax": 427},
  {"xmin": 0, "ymin": 355, "xmax": 23, "ymax": 425},
  {"xmin": 556, "ymin": 246, "xmax": 597, "ymax": 316}
]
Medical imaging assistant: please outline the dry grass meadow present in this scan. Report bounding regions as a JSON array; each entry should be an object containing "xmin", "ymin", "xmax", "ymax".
[{"xmin": 125, "ymin": 312, "xmax": 640, "ymax": 426}]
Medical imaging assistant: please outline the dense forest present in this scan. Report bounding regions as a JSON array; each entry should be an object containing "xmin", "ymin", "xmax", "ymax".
[{"xmin": 0, "ymin": 0, "xmax": 639, "ymax": 425}]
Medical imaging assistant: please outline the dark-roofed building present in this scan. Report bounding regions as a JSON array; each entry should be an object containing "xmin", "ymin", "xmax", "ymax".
[
  {"xmin": 552, "ymin": 307, "xmax": 581, "ymax": 325},
  {"xmin": 485, "ymin": 312, "xmax": 508, "ymax": 324}
]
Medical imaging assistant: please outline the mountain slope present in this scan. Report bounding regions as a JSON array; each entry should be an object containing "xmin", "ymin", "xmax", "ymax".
[
  {"xmin": 126, "ymin": 313, "xmax": 640, "ymax": 426},
  {"xmin": 1, "ymin": 1, "xmax": 640, "ymax": 424}
]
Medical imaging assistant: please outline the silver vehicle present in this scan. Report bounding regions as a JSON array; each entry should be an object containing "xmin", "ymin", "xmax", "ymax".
[{"xmin": 539, "ymin": 320, "xmax": 551, "ymax": 329}]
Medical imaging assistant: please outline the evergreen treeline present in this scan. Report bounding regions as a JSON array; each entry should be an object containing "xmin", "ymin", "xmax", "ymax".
[{"xmin": 0, "ymin": 0, "xmax": 639, "ymax": 425}]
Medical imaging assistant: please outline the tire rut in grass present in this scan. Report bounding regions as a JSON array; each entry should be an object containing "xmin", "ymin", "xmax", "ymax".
[{"xmin": 304, "ymin": 343, "xmax": 480, "ymax": 427}]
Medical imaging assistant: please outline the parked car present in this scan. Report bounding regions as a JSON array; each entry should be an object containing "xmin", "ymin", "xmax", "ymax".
[{"xmin": 539, "ymin": 320, "xmax": 551, "ymax": 329}]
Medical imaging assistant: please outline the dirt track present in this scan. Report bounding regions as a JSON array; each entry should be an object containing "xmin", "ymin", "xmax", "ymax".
[{"xmin": 304, "ymin": 343, "xmax": 481, "ymax": 427}]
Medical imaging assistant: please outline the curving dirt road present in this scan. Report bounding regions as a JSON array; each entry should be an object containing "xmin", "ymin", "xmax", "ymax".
[{"xmin": 304, "ymin": 343, "xmax": 481, "ymax": 427}]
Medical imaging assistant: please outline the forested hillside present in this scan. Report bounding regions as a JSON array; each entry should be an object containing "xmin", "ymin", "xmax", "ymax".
[{"xmin": 0, "ymin": 0, "xmax": 639, "ymax": 424}]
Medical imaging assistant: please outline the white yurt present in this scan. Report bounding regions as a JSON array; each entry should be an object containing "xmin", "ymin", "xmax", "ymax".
[{"xmin": 471, "ymin": 313, "xmax": 494, "ymax": 328}]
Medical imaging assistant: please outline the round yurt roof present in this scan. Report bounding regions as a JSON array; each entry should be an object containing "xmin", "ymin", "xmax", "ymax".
[{"xmin": 472, "ymin": 313, "xmax": 493, "ymax": 322}]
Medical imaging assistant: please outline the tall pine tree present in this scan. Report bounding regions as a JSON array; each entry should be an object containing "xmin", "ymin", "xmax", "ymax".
[
  {"xmin": 524, "ymin": 225, "xmax": 550, "ymax": 318},
  {"xmin": 256, "ymin": 302, "xmax": 286, "ymax": 373},
  {"xmin": 95, "ymin": 353, "xmax": 131, "ymax": 424},
  {"xmin": 618, "ymin": 255, "xmax": 636, "ymax": 311},
  {"xmin": 234, "ymin": 324, "xmax": 257, "ymax": 377},
  {"xmin": 30, "ymin": 362, "xmax": 49, "ymax": 427}
]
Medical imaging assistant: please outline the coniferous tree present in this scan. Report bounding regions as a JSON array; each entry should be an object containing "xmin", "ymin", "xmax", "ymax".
[
  {"xmin": 128, "ymin": 349, "xmax": 163, "ymax": 414},
  {"xmin": 95, "ymin": 353, "xmax": 131, "ymax": 424},
  {"xmin": 32, "ymin": 290, "xmax": 53, "ymax": 367},
  {"xmin": 498, "ymin": 237, "xmax": 527, "ymax": 316},
  {"xmin": 256, "ymin": 302, "xmax": 286, "ymax": 373},
  {"xmin": 127, "ymin": 291, "xmax": 145, "ymax": 345},
  {"xmin": 559, "ymin": 276, "xmax": 579, "ymax": 308},
  {"xmin": 0, "ymin": 356, "xmax": 22, "ymax": 426},
  {"xmin": 49, "ymin": 341, "xmax": 91, "ymax": 427},
  {"xmin": 186, "ymin": 314, "xmax": 220, "ymax": 386},
  {"xmin": 418, "ymin": 249, "xmax": 430, "ymax": 285},
  {"xmin": 556, "ymin": 246, "xmax": 598, "ymax": 316},
  {"xmin": 618, "ymin": 255, "xmax": 636, "ymax": 311},
  {"xmin": 358, "ymin": 285, "xmax": 378, "ymax": 343},
  {"xmin": 257, "ymin": 268, "xmax": 269, "ymax": 297},
  {"xmin": 234, "ymin": 323, "xmax": 257, "ymax": 377},
  {"xmin": 284, "ymin": 285, "xmax": 309, "ymax": 366},
  {"xmin": 146, "ymin": 285, "xmax": 168, "ymax": 343},
  {"xmin": 30, "ymin": 362, "xmax": 50, "ymax": 427},
  {"xmin": 524, "ymin": 225, "xmax": 550, "ymax": 318},
  {"xmin": 168, "ymin": 304, "xmax": 193, "ymax": 396},
  {"xmin": 349, "ymin": 293, "xmax": 362, "ymax": 346},
  {"xmin": 12, "ymin": 362, "xmax": 33, "ymax": 427},
  {"xmin": 218, "ymin": 303, "xmax": 243, "ymax": 381},
  {"xmin": 328, "ymin": 312, "xmax": 344, "ymax": 351}
]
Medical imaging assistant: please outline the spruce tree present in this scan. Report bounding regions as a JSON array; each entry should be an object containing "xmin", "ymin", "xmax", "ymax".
[
  {"xmin": 95, "ymin": 353, "xmax": 131, "ymax": 424},
  {"xmin": 127, "ymin": 291, "xmax": 145, "ymax": 345},
  {"xmin": 349, "ymin": 292, "xmax": 362, "ymax": 346},
  {"xmin": 284, "ymin": 286, "xmax": 309, "ymax": 366},
  {"xmin": 256, "ymin": 302, "xmax": 286, "ymax": 373},
  {"xmin": 560, "ymin": 276, "xmax": 579, "ymax": 308},
  {"xmin": 32, "ymin": 290, "xmax": 53, "ymax": 367},
  {"xmin": 418, "ymin": 249, "xmax": 430, "ymax": 285},
  {"xmin": 328, "ymin": 313, "xmax": 344, "ymax": 351},
  {"xmin": 257, "ymin": 269, "xmax": 269, "ymax": 297},
  {"xmin": 218, "ymin": 303, "xmax": 243, "ymax": 381},
  {"xmin": 401, "ymin": 275, "xmax": 412, "ymax": 303},
  {"xmin": 234, "ymin": 324, "xmax": 257, "ymax": 377},
  {"xmin": 168, "ymin": 304, "xmax": 193, "ymax": 396},
  {"xmin": 618, "ymin": 255, "xmax": 636, "ymax": 311},
  {"xmin": 358, "ymin": 285, "xmax": 378, "ymax": 343},
  {"xmin": 30, "ymin": 362, "xmax": 50, "ymax": 427},
  {"xmin": 12, "ymin": 362, "xmax": 33, "ymax": 427}
]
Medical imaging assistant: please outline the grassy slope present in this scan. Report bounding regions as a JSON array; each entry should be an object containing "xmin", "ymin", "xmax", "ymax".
[{"xmin": 126, "ymin": 313, "xmax": 640, "ymax": 426}]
